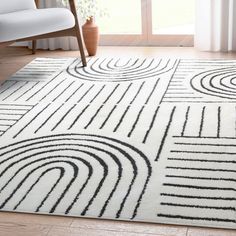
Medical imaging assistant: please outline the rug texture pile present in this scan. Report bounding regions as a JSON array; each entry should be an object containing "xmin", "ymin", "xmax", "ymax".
[{"xmin": 0, "ymin": 57, "xmax": 235, "ymax": 229}]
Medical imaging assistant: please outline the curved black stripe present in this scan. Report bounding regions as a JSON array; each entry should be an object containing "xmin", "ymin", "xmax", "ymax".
[
  {"xmin": 190, "ymin": 67, "xmax": 236, "ymax": 99},
  {"xmin": 103, "ymin": 59, "xmax": 154, "ymax": 75},
  {"xmin": 219, "ymin": 75, "xmax": 236, "ymax": 91},
  {"xmin": 114, "ymin": 58, "xmax": 132, "ymax": 68},
  {"xmin": 107, "ymin": 58, "xmax": 140, "ymax": 71},
  {"xmin": 0, "ymin": 142, "xmax": 124, "ymax": 216},
  {"xmin": 0, "ymin": 134, "xmax": 151, "ymax": 219},
  {"xmin": 86, "ymin": 59, "xmax": 169, "ymax": 79},
  {"xmin": 98, "ymin": 58, "xmax": 139, "ymax": 72},
  {"xmin": 68, "ymin": 59, "xmax": 176, "ymax": 81},
  {"xmin": 0, "ymin": 160, "xmax": 79, "ymax": 210},
  {"xmin": 207, "ymin": 71, "xmax": 236, "ymax": 96},
  {"xmin": 83, "ymin": 134, "xmax": 152, "ymax": 219},
  {"xmin": 65, "ymin": 145, "xmax": 122, "ymax": 216},
  {"xmin": 74, "ymin": 140, "xmax": 137, "ymax": 218},
  {"xmin": 209, "ymin": 72, "xmax": 236, "ymax": 95},
  {"xmin": 114, "ymin": 58, "xmax": 138, "ymax": 70},
  {"xmin": 14, "ymin": 166, "xmax": 65, "ymax": 210},
  {"xmin": 0, "ymin": 149, "xmax": 107, "ymax": 214},
  {"xmin": 89, "ymin": 58, "xmax": 155, "ymax": 76},
  {"xmin": 41, "ymin": 160, "xmax": 79, "ymax": 213}
]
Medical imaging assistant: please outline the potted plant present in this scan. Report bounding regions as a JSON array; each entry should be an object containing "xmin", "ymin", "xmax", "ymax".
[{"xmin": 76, "ymin": 0, "xmax": 107, "ymax": 56}]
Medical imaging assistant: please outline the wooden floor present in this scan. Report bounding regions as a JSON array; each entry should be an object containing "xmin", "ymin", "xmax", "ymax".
[{"xmin": 0, "ymin": 46, "xmax": 236, "ymax": 236}]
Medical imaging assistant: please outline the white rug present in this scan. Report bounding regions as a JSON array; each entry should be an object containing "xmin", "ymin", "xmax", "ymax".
[{"xmin": 0, "ymin": 57, "xmax": 235, "ymax": 229}]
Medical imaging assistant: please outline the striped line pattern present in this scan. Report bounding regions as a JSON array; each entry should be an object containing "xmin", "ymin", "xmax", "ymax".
[
  {"xmin": 10, "ymin": 58, "xmax": 70, "ymax": 81},
  {"xmin": 162, "ymin": 59, "xmax": 236, "ymax": 103},
  {"xmin": 3, "ymin": 79, "xmax": 164, "ymax": 143},
  {"xmin": 158, "ymin": 136, "xmax": 236, "ymax": 227},
  {"xmin": 0, "ymin": 58, "xmax": 236, "ymax": 229},
  {"xmin": 0, "ymin": 104, "xmax": 33, "ymax": 136}
]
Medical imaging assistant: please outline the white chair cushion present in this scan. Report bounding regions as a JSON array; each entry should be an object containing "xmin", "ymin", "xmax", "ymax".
[
  {"xmin": 0, "ymin": 0, "xmax": 36, "ymax": 14},
  {"xmin": 0, "ymin": 8, "xmax": 75, "ymax": 42}
]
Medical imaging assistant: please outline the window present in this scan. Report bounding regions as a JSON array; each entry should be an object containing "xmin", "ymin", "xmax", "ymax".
[{"xmin": 97, "ymin": 0, "xmax": 195, "ymax": 46}]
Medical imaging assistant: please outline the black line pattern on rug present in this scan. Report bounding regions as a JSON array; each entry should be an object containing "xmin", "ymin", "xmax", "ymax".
[
  {"xmin": 178, "ymin": 105, "xmax": 236, "ymax": 139},
  {"xmin": 157, "ymin": 135, "xmax": 236, "ymax": 224},
  {"xmin": 162, "ymin": 59, "xmax": 236, "ymax": 103},
  {"xmin": 0, "ymin": 104, "xmax": 34, "ymax": 137},
  {"xmin": 2, "ymin": 58, "xmax": 236, "ymax": 228},
  {"xmin": 67, "ymin": 58, "xmax": 178, "ymax": 82},
  {"xmin": 10, "ymin": 58, "xmax": 70, "ymax": 81},
  {"xmin": 155, "ymin": 106, "xmax": 176, "ymax": 161},
  {"xmin": 0, "ymin": 134, "xmax": 152, "ymax": 219},
  {"xmin": 9, "ymin": 79, "xmax": 161, "ymax": 139}
]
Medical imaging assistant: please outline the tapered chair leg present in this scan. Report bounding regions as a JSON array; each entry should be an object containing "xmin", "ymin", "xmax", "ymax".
[
  {"xmin": 32, "ymin": 40, "xmax": 37, "ymax": 54},
  {"xmin": 68, "ymin": 0, "xmax": 87, "ymax": 67},
  {"xmin": 75, "ymin": 30, "xmax": 87, "ymax": 67}
]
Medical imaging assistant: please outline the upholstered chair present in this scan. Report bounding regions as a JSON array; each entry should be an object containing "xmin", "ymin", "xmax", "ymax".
[{"xmin": 0, "ymin": 0, "xmax": 87, "ymax": 66}]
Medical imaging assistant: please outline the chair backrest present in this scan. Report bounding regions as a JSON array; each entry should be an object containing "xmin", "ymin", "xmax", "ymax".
[{"xmin": 0, "ymin": 0, "xmax": 36, "ymax": 14}]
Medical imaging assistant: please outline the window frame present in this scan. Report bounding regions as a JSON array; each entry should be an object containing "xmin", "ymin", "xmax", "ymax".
[{"xmin": 99, "ymin": 0, "xmax": 194, "ymax": 46}]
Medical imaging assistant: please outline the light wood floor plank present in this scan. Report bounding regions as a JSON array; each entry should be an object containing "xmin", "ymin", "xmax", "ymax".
[
  {"xmin": 48, "ymin": 225, "xmax": 168, "ymax": 236},
  {"xmin": 187, "ymin": 227, "xmax": 236, "ymax": 236},
  {"xmin": 71, "ymin": 218, "xmax": 187, "ymax": 236},
  {"xmin": 0, "ymin": 221, "xmax": 51, "ymax": 236},
  {"xmin": 0, "ymin": 212, "xmax": 72, "ymax": 227}
]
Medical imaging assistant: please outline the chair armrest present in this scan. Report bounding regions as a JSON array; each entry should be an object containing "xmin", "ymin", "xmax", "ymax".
[
  {"xmin": 34, "ymin": 0, "xmax": 75, "ymax": 9},
  {"xmin": 68, "ymin": 0, "xmax": 78, "ymax": 18},
  {"xmin": 35, "ymin": 0, "xmax": 77, "ymax": 17},
  {"xmin": 33, "ymin": 0, "xmax": 79, "ymax": 27}
]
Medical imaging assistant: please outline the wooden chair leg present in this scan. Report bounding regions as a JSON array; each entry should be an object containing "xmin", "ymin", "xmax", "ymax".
[
  {"xmin": 75, "ymin": 29, "xmax": 87, "ymax": 67},
  {"xmin": 32, "ymin": 40, "xmax": 37, "ymax": 54},
  {"xmin": 32, "ymin": 40, "xmax": 36, "ymax": 54},
  {"xmin": 69, "ymin": 0, "xmax": 87, "ymax": 67}
]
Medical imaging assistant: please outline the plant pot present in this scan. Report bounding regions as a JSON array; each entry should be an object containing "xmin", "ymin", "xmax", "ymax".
[{"xmin": 82, "ymin": 17, "xmax": 99, "ymax": 56}]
